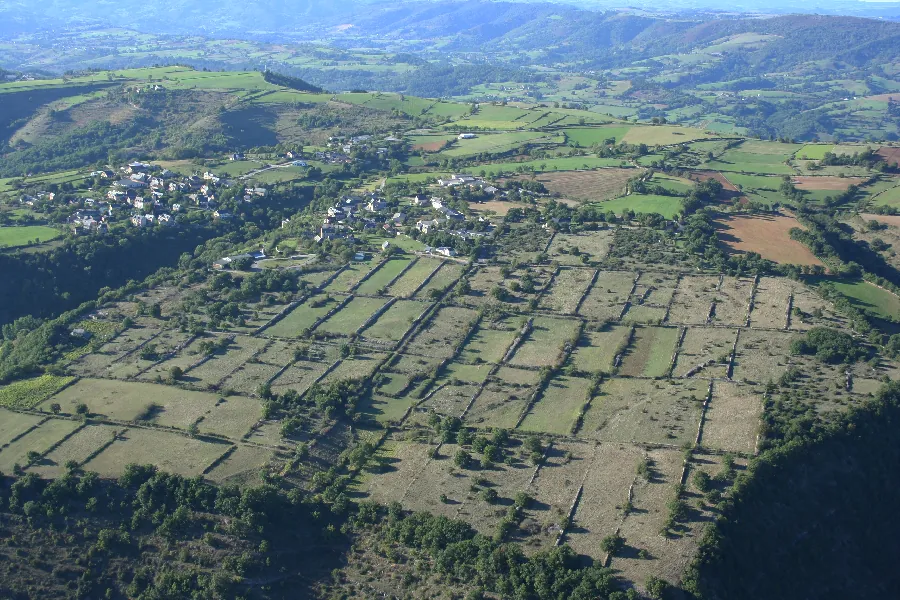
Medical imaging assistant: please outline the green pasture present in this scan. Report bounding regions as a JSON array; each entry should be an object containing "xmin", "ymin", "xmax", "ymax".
[
  {"xmin": 592, "ymin": 194, "xmax": 682, "ymax": 218},
  {"xmin": 0, "ymin": 226, "xmax": 61, "ymax": 249}
]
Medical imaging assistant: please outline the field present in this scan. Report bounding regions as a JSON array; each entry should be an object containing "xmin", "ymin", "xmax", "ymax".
[
  {"xmin": 406, "ymin": 307, "xmax": 478, "ymax": 359},
  {"xmin": 811, "ymin": 277, "xmax": 900, "ymax": 321},
  {"xmin": 266, "ymin": 295, "xmax": 338, "ymax": 337},
  {"xmin": 386, "ymin": 259, "xmax": 440, "ymax": 297},
  {"xmin": 457, "ymin": 322, "xmax": 519, "ymax": 365},
  {"xmin": 83, "ymin": 428, "xmax": 230, "ymax": 477},
  {"xmin": 716, "ymin": 214, "xmax": 823, "ymax": 266},
  {"xmin": 618, "ymin": 326, "xmax": 680, "ymax": 378},
  {"xmin": 570, "ymin": 326, "xmax": 631, "ymax": 373},
  {"xmin": 547, "ymin": 231, "xmax": 613, "ymax": 264},
  {"xmin": 0, "ymin": 418, "xmax": 81, "ymax": 472},
  {"xmin": 354, "ymin": 258, "xmax": 412, "ymax": 295},
  {"xmin": 792, "ymin": 176, "xmax": 866, "ymax": 191},
  {"xmin": 540, "ymin": 268, "xmax": 596, "ymax": 314},
  {"xmin": 361, "ymin": 300, "xmax": 427, "ymax": 342},
  {"xmin": 316, "ymin": 297, "xmax": 389, "ymax": 336},
  {"xmin": 672, "ymin": 327, "xmax": 736, "ymax": 378},
  {"xmin": 0, "ymin": 374, "xmax": 74, "ymax": 409},
  {"xmin": 578, "ymin": 271, "xmax": 635, "ymax": 321},
  {"xmin": 620, "ymin": 125, "xmax": 714, "ymax": 145},
  {"xmin": 508, "ymin": 317, "xmax": 580, "ymax": 368},
  {"xmin": 732, "ymin": 329, "xmax": 797, "ymax": 385},
  {"xmin": 581, "ymin": 378, "xmax": 706, "ymax": 446},
  {"xmin": 520, "ymin": 375, "xmax": 591, "ymax": 434},
  {"xmin": 527, "ymin": 169, "xmax": 635, "ymax": 202},
  {"xmin": 702, "ymin": 381, "xmax": 762, "ymax": 453},
  {"xmin": 563, "ymin": 126, "xmax": 632, "ymax": 146},
  {"xmin": 595, "ymin": 194, "xmax": 683, "ymax": 218},
  {"xmin": 41, "ymin": 378, "xmax": 223, "ymax": 430},
  {"xmin": 440, "ymin": 131, "xmax": 560, "ymax": 157},
  {"xmin": 0, "ymin": 225, "xmax": 61, "ymax": 248}
]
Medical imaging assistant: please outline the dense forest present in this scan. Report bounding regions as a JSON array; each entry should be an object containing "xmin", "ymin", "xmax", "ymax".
[{"xmin": 686, "ymin": 382, "xmax": 900, "ymax": 599}]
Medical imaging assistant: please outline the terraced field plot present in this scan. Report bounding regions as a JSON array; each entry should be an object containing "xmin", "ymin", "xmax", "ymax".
[
  {"xmin": 703, "ymin": 381, "xmax": 762, "ymax": 453},
  {"xmin": 187, "ymin": 335, "xmax": 269, "ymax": 387},
  {"xmin": 405, "ymin": 306, "xmax": 478, "ymax": 359},
  {"xmin": 320, "ymin": 353, "xmax": 389, "ymax": 385},
  {"xmin": 316, "ymin": 297, "xmax": 389, "ymax": 336},
  {"xmin": 414, "ymin": 261, "xmax": 464, "ymax": 299},
  {"xmin": 83, "ymin": 427, "xmax": 230, "ymax": 478},
  {"xmin": 618, "ymin": 326, "xmax": 680, "ymax": 378},
  {"xmin": 578, "ymin": 271, "xmax": 635, "ymax": 321},
  {"xmin": 29, "ymin": 424, "xmax": 122, "ymax": 478},
  {"xmin": 520, "ymin": 375, "xmax": 591, "ymax": 435},
  {"xmin": 465, "ymin": 378, "xmax": 532, "ymax": 429},
  {"xmin": 732, "ymin": 330, "xmax": 799, "ymax": 385},
  {"xmin": 325, "ymin": 260, "xmax": 381, "ymax": 293},
  {"xmin": 508, "ymin": 317, "xmax": 580, "ymax": 368},
  {"xmin": 668, "ymin": 275, "xmax": 721, "ymax": 324},
  {"xmin": 581, "ymin": 378, "xmax": 706, "ymax": 445},
  {"xmin": 750, "ymin": 277, "xmax": 793, "ymax": 328},
  {"xmin": 672, "ymin": 327, "xmax": 737, "ymax": 379},
  {"xmin": 198, "ymin": 396, "xmax": 262, "ymax": 440},
  {"xmin": 570, "ymin": 326, "xmax": 631, "ymax": 374},
  {"xmin": 265, "ymin": 295, "xmax": 339, "ymax": 337},
  {"xmin": 540, "ymin": 268, "xmax": 596, "ymax": 314},
  {"xmin": 386, "ymin": 259, "xmax": 440, "ymax": 297},
  {"xmin": 355, "ymin": 258, "xmax": 412, "ymax": 295},
  {"xmin": 417, "ymin": 383, "xmax": 480, "ymax": 421},
  {"xmin": 457, "ymin": 321, "xmax": 519, "ymax": 364},
  {"xmin": 207, "ymin": 445, "xmax": 275, "ymax": 485},
  {"xmin": 41, "ymin": 378, "xmax": 223, "ymax": 430},
  {"xmin": 612, "ymin": 448, "xmax": 712, "ymax": 585},
  {"xmin": 564, "ymin": 443, "xmax": 644, "ymax": 558},
  {"xmin": 547, "ymin": 231, "xmax": 614, "ymax": 263},
  {"xmin": 361, "ymin": 299, "xmax": 428, "ymax": 343}
]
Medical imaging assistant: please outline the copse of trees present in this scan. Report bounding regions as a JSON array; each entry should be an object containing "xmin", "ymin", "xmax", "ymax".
[
  {"xmin": 790, "ymin": 327, "xmax": 869, "ymax": 364},
  {"xmin": 0, "ymin": 464, "xmax": 337, "ymax": 599}
]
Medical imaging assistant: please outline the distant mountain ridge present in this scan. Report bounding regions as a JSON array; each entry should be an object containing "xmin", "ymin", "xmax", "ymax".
[{"xmin": 1, "ymin": 0, "xmax": 898, "ymax": 41}]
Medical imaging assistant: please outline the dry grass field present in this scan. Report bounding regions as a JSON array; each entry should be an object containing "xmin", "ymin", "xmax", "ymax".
[
  {"xmin": 530, "ymin": 169, "xmax": 636, "ymax": 202},
  {"xmin": 702, "ymin": 381, "xmax": 763, "ymax": 453},
  {"xmin": 540, "ymin": 268, "xmax": 596, "ymax": 314},
  {"xmin": 716, "ymin": 214, "xmax": 823, "ymax": 266}
]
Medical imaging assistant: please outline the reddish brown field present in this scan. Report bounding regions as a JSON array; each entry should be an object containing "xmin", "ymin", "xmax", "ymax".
[
  {"xmin": 469, "ymin": 200, "xmax": 529, "ymax": 216},
  {"xmin": 716, "ymin": 213, "xmax": 823, "ymax": 266},
  {"xmin": 413, "ymin": 141, "xmax": 447, "ymax": 152},
  {"xmin": 691, "ymin": 171, "xmax": 738, "ymax": 191},
  {"xmin": 865, "ymin": 94, "xmax": 900, "ymax": 102},
  {"xmin": 877, "ymin": 146, "xmax": 900, "ymax": 165},
  {"xmin": 792, "ymin": 176, "xmax": 867, "ymax": 190},
  {"xmin": 861, "ymin": 213, "xmax": 900, "ymax": 228}
]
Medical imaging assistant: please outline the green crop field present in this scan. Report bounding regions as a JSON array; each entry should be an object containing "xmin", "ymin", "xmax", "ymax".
[
  {"xmin": 440, "ymin": 131, "xmax": 561, "ymax": 157},
  {"xmin": 355, "ymin": 259, "xmax": 412, "ymax": 295},
  {"xmin": 0, "ymin": 225, "xmax": 61, "ymax": 248},
  {"xmin": 811, "ymin": 277, "xmax": 900, "ymax": 320},
  {"xmin": 461, "ymin": 155, "xmax": 625, "ymax": 177},
  {"xmin": 266, "ymin": 295, "xmax": 338, "ymax": 336},
  {"xmin": 593, "ymin": 194, "xmax": 682, "ymax": 218},
  {"xmin": 563, "ymin": 126, "xmax": 631, "ymax": 146},
  {"xmin": 316, "ymin": 297, "xmax": 389, "ymax": 335}
]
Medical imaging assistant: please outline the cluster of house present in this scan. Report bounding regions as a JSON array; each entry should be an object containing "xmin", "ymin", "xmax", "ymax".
[
  {"xmin": 436, "ymin": 173, "xmax": 499, "ymax": 195},
  {"xmin": 315, "ymin": 193, "xmax": 397, "ymax": 243}
]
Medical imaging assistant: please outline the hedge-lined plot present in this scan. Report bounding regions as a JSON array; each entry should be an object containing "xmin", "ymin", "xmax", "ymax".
[
  {"xmin": 520, "ymin": 375, "xmax": 591, "ymax": 435},
  {"xmin": 315, "ymin": 297, "xmax": 389, "ymax": 336},
  {"xmin": 83, "ymin": 428, "xmax": 230, "ymax": 477},
  {"xmin": 570, "ymin": 326, "xmax": 631, "ymax": 374},
  {"xmin": 582, "ymin": 378, "xmax": 706, "ymax": 445},
  {"xmin": 703, "ymin": 381, "xmax": 762, "ymax": 453},
  {"xmin": 618, "ymin": 326, "xmax": 680, "ymax": 378},
  {"xmin": 578, "ymin": 271, "xmax": 635, "ymax": 321},
  {"xmin": 42, "ymin": 378, "xmax": 222, "ymax": 430},
  {"xmin": 540, "ymin": 268, "xmax": 596, "ymax": 314},
  {"xmin": 672, "ymin": 327, "xmax": 737, "ymax": 379},
  {"xmin": 508, "ymin": 317, "xmax": 580, "ymax": 368}
]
